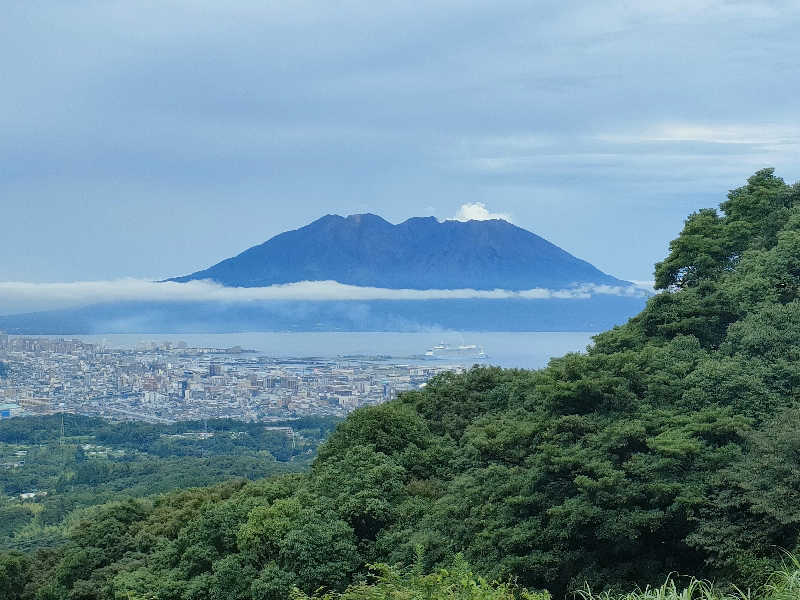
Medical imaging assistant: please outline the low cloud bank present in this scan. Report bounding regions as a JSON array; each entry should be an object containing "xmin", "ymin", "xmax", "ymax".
[
  {"xmin": 630, "ymin": 280, "xmax": 656, "ymax": 293},
  {"xmin": 0, "ymin": 279, "xmax": 651, "ymax": 316}
]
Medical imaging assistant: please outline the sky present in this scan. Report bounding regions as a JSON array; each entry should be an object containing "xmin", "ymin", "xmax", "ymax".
[{"xmin": 2, "ymin": 0, "xmax": 799, "ymax": 286}]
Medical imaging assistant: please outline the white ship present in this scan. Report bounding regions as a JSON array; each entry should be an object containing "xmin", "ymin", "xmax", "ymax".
[{"xmin": 425, "ymin": 342, "xmax": 487, "ymax": 359}]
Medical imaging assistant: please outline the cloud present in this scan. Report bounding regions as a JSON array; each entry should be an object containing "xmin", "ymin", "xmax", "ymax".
[
  {"xmin": 629, "ymin": 280, "xmax": 656, "ymax": 292},
  {"xmin": 598, "ymin": 123, "xmax": 800, "ymax": 147},
  {"xmin": 0, "ymin": 279, "xmax": 650, "ymax": 316},
  {"xmin": 450, "ymin": 203, "xmax": 512, "ymax": 222}
]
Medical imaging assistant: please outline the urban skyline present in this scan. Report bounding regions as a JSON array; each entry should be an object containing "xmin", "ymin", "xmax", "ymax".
[{"xmin": 0, "ymin": 332, "xmax": 465, "ymax": 422}]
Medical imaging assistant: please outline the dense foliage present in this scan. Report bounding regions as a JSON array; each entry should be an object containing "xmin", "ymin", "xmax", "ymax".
[
  {"xmin": 294, "ymin": 559, "xmax": 800, "ymax": 600},
  {"xmin": 294, "ymin": 557, "xmax": 551, "ymax": 600},
  {"xmin": 2, "ymin": 169, "xmax": 800, "ymax": 599},
  {"xmin": 0, "ymin": 415, "xmax": 338, "ymax": 551}
]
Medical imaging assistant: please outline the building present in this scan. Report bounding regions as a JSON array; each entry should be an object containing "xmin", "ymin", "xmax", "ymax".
[
  {"xmin": 19, "ymin": 491, "xmax": 47, "ymax": 501},
  {"xmin": 143, "ymin": 391, "xmax": 168, "ymax": 407},
  {"xmin": 18, "ymin": 397, "xmax": 53, "ymax": 414},
  {"xmin": 0, "ymin": 402, "xmax": 24, "ymax": 419}
]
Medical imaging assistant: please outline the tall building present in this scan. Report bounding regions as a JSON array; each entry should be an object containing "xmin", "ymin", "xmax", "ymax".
[{"xmin": 0, "ymin": 332, "xmax": 9, "ymax": 350}]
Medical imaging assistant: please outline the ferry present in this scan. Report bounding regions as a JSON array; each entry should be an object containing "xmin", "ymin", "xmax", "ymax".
[{"xmin": 425, "ymin": 342, "xmax": 487, "ymax": 359}]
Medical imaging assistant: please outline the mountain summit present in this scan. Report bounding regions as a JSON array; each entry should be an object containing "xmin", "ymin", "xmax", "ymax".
[
  {"xmin": 0, "ymin": 215, "xmax": 645, "ymax": 334},
  {"xmin": 171, "ymin": 214, "xmax": 628, "ymax": 290}
]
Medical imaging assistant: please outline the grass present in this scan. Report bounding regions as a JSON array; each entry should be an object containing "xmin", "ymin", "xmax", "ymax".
[{"xmin": 574, "ymin": 555, "xmax": 800, "ymax": 600}]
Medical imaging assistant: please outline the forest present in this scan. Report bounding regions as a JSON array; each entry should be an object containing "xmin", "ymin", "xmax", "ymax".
[
  {"xmin": 2, "ymin": 168, "xmax": 800, "ymax": 599},
  {"xmin": 0, "ymin": 415, "xmax": 339, "ymax": 552}
]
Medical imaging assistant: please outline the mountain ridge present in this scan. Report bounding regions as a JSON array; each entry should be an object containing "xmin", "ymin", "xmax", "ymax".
[{"xmin": 170, "ymin": 213, "xmax": 630, "ymax": 290}]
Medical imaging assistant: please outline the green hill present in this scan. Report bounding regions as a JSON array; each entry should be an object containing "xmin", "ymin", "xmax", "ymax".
[{"xmin": 2, "ymin": 169, "xmax": 800, "ymax": 600}]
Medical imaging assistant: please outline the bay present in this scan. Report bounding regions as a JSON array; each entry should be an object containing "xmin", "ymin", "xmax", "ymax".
[{"xmin": 39, "ymin": 331, "xmax": 598, "ymax": 370}]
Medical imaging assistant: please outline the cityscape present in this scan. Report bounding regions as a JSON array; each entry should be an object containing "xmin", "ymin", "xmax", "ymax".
[{"xmin": 0, "ymin": 332, "xmax": 465, "ymax": 422}]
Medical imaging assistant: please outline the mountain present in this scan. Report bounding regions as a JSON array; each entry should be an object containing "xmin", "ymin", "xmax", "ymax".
[
  {"xmin": 170, "ymin": 214, "xmax": 629, "ymax": 290},
  {"xmin": 0, "ymin": 214, "xmax": 646, "ymax": 334}
]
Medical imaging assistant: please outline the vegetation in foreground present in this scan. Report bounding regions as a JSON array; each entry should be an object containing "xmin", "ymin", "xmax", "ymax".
[
  {"xmin": 2, "ymin": 168, "xmax": 800, "ymax": 599},
  {"xmin": 295, "ymin": 557, "xmax": 800, "ymax": 600}
]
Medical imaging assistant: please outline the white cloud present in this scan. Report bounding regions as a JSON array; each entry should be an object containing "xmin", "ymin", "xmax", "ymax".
[
  {"xmin": 598, "ymin": 123, "xmax": 800, "ymax": 147},
  {"xmin": 450, "ymin": 203, "xmax": 511, "ymax": 222},
  {"xmin": 0, "ymin": 279, "xmax": 650, "ymax": 316},
  {"xmin": 630, "ymin": 280, "xmax": 656, "ymax": 292}
]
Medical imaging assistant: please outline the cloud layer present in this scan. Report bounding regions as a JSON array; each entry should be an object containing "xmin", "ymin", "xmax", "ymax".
[{"xmin": 0, "ymin": 279, "xmax": 650, "ymax": 316}]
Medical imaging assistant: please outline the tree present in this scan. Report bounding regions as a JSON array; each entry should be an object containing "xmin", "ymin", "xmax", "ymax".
[{"xmin": 0, "ymin": 552, "xmax": 28, "ymax": 600}]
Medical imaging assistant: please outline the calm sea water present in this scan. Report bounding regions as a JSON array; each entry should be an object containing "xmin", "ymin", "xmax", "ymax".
[{"xmin": 49, "ymin": 332, "xmax": 598, "ymax": 370}]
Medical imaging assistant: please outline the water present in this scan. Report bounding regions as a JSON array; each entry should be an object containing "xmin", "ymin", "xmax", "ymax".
[{"xmin": 37, "ymin": 331, "xmax": 598, "ymax": 370}]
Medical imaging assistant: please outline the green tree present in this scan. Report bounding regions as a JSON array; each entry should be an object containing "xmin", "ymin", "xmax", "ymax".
[{"xmin": 0, "ymin": 552, "xmax": 27, "ymax": 600}]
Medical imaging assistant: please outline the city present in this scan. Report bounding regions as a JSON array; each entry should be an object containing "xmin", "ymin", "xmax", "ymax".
[{"xmin": 0, "ymin": 332, "xmax": 464, "ymax": 422}]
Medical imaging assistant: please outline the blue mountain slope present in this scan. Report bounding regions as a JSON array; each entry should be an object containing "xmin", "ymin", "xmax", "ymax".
[{"xmin": 170, "ymin": 214, "xmax": 629, "ymax": 290}]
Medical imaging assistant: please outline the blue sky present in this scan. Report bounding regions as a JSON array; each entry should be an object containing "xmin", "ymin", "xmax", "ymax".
[{"xmin": 2, "ymin": 1, "xmax": 799, "ymax": 284}]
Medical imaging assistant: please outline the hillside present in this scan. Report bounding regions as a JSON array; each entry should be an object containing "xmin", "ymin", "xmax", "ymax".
[
  {"xmin": 171, "ymin": 214, "xmax": 629, "ymax": 290},
  {"xmin": 0, "ymin": 415, "xmax": 339, "ymax": 552},
  {"xmin": 2, "ymin": 169, "xmax": 800, "ymax": 600}
]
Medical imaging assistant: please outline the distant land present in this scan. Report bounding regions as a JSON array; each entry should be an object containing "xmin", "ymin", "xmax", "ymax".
[
  {"xmin": 170, "ymin": 213, "xmax": 630, "ymax": 290},
  {"xmin": 0, "ymin": 297, "xmax": 647, "ymax": 334},
  {"xmin": 0, "ymin": 214, "xmax": 648, "ymax": 333}
]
